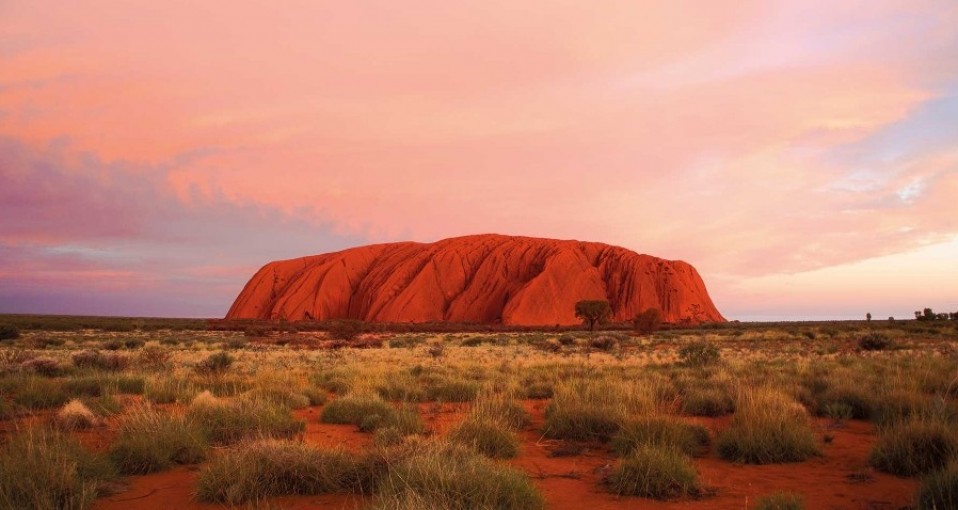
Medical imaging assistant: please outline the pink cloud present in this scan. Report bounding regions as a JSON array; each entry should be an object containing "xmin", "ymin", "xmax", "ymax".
[{"xmin": 1, "ymin": 0, "xmax": 956, "ymax": 318}]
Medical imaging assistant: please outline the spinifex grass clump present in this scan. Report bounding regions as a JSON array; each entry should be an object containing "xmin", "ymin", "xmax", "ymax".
[
  {"xmin": 449, "ymin": 415, "xmax": 520, "ymax": 459},
  {"xmin": 370, "ymin": 439, "xmax": 545, "ymax": 510},
  {"xmin": 109, "ymin": 407, "xmax": 208, "ymax": 474},
  {"xmin": 544, "ymin": 378, "xmax": 664, "ymax": 441},
  {"xmin": 918, "ymin": 461, "xmax": 958, "ymax": 510},
  {"xmin": 195, "ymin": 439, "xmax": 360, "ymax": 504},
  {"xmin": 754, "ymin": 491, "xmax": 805, "ymax": 510},
  {"xmin": 716, "ymin": 388, "xmax": 819, "ymax": 464},
  {"xmin": 144, "ymin": 375, "xmax": 193, "ymax": 404},
  {"xmin": 11, "ymin": 375, "xmax": 69, "ymax": 410},
  {"xmin": 56, "ymin": 399, "xmax": 98, "ymax": 430},
  {"xmin": 321, "ymin": 393, "xmax": 424, "ymax": 436},
  {"xmin": 186, "ymin": 391, "xmax": 304, "ymax": 445},
  {"xmin": 605, "ymin": 444, "xmax": 700, "ymax": 500},
  {"xmin": 870, "ymin": 418, "xmax": 958, "ymax": 476},
  {"xmin": 0, "ymin": 428, "xmax": 117, "ymax": 510},
  {"xmin": 611, "ymin": 416, "xmax": 710, "ymax": 457},
  {"xmin": 471, "ymin": 392, "xmax": 531, "ymax": 430}
]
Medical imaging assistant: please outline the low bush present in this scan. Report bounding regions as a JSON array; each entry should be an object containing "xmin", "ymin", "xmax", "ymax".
[
  {"xmin": 71, "ymin": 350, "xmax": 129, "ymax": 371},
  {"xmin": 611, "ymin": 416, "xmax": 710, "ymax": 457},
  {"xmin": 679, "ymin": 341, "xmax": 720, "ymax": 367},
  {"xmin": 754, "ymin": 491, "xmax": 805, "ymax": 510},
  {"xmin": 858, "ymin": 333, "xmax": 892, "ymax": 351},
  {"xmin": 589, "ymin": 335, "xmax": 619, "ymax": 351},
  {"xmin": 0, "ymin": 428, "xmax": 116, "ymax": 509},
  {"xmin": 328, "ymin": 320, "xmax": 365, "ymax": 341},
  {"xmin": 196, "ymin": 440, "xmax": 360, "ymax": 504},
  {"xmin": 870, "ymin": 419, "xmax": 958, "ymax": 476},
  {"xmin": 0, "ymin": 324, "xmax": 21, "ymax": 341},
  {"xmin": 918, "ymin": 461, "xmax": 958, "ymax": 510},
  {"xmin": 370, "ymin": 440, "xmax": 544, "ymax": 510},
  {"xmin": 136, "ymin": 345, "xmax": 172, "ymax": 370},
  {"xmin": 19, "ymin": 357, "xmax": 63, "ymax": 377},
  {"xmin": 605, "ymin": 445, "xmax": 700, "ymax": 499},
  {"xmin": 109, "ymin": 408, "xmax": 208, "ymax": 474},
  {"xmin": 716, "ymin": 389, "xmax": 819, "ymax": 464},
  {"xmin": 194, "ymin": 351, "xmax": 233, "ymax": 374}
]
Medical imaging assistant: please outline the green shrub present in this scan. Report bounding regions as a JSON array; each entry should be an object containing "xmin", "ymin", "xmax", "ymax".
[
  {"xmin": 195, "ymin": 351, "xmax": 233, "ymax": 374},
  {"xmin": 870, "ymin": 419, "xmax": 958, "ymax": 476},
  {"xmin": 0, "ymin": 428, "xmax": 116, "ymax": 510},
  {"xmin": 0, "ymin": 324, "xmax": 20, "ymax": 341},
  {"xmin": 918, "ymin": 462, "xmax": 958, "ymax": 510},
  {"xmin": 18, "ymin": 357, "xmax": 63, "ymax": 377},
  {"xmin": 328, "ymin": 320, "xmax": 365, "ymax": 341},
  {"xmin": 186, "ymin": 392, "xmax": 305, "ymax": 445},
  {"xmin": 71, "ymin": 350, "xmax": 129, "ymax": 371},
  {"xmin": 859, "ymin": 333, "xmax": 892, "ymax": 351},
  {"xmin": 716, "ymin": 389, "xmax": 819, "ymax": 464},
  {"xmin": 449, "ymin": 416, "xmax": 520, "ymax": 459},
  {"xmin": 611, "ymin": 416, "xmax": 710, "ymax": 457},
  {"xmin": 196, "ymin": 440, "xmax": 359, "ymax": 504},
  {"xmin": 754, "ymin": 491, "xmax": 805, "ymax": 510},
  {"xmin": 605, "ymin": 445, "xmax": 700, "ymax": 499},
  {"xmin": 123, "ymin": 338, "xmax": 145, "ymax": 349},
  {"xmin": 371, "ymin": 440, "xmax": 544, "ymax": 510},
  {"xmin": 302, "ymin": 387, "xmax": 328, "ymax": 406},
  {"xmin": 679, "ymin": 341, "xmax": 720, "ymax": 367},
  {"xmin": 109, "ymin": 408, "xmax": 207, "ymax": 474}
]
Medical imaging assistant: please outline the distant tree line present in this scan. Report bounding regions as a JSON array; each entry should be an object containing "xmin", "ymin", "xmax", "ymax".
[{"xmin": 913, "ymin": 308, "xmax": 958, "ymax": 321}]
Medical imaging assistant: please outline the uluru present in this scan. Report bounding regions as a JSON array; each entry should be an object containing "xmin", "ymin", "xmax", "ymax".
[{"xmin": 226, "ymin": 234, "xmax": 724, "ymax": 325}]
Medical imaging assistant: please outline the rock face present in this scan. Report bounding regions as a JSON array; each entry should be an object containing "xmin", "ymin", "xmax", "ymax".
[{"xmin": 226, "ymin": 234, "xmax": 724, "ymax": 325}]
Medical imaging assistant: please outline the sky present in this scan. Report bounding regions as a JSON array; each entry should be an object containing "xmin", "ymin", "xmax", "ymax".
[{"xmin": 1, "ymin": 1, "xmax": 956, "ymax": 321}]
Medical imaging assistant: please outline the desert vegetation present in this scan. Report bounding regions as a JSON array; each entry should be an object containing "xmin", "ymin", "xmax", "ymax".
[{"xmin": 0, "ymin": 314, "xmax": 956, "ymax": 509}]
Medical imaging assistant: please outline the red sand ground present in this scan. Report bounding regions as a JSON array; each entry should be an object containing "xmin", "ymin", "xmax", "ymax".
[{"xmin": 87, "ymin": 399, "xmax": 917, "ymax": 510}]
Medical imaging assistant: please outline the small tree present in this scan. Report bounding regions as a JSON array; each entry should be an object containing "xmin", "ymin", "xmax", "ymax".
[
  {"xmin": 575, "ymin": 300, "xmax": 611, "ymax": 332},
  {"xmin": 633, "ymin": 308, "xmax": 662, "ymax": 335},
  {"xmin": 923, "ymin": 308, "xmax": 936, "ymax": 321},
  {"xmin": 866, "ymin": 312, "xmax": 872, "ymax": 322}
]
